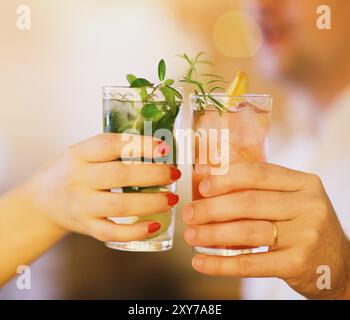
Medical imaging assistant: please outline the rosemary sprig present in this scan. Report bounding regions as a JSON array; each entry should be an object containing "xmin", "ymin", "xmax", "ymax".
[{"xmin": 178, "ymin": 52, "xmax": 230, "ymax": 113}]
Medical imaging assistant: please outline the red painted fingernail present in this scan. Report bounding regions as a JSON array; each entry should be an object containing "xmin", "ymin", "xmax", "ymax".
[
  {"xmin": 148, "ymin": 222, "xmax": 161, "ymax": 233},
  {"xmin": 166, "ymin": 193, "xmax": 179, "ymax": 206},
  {"xmin": 170, "ymin": 167, "xmax": 182, "ymax": 180}
]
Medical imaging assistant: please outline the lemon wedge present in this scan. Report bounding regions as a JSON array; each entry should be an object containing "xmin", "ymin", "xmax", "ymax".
[{"xmin": 225, "ymin": 71, "xmax": 248, "ymax": 108}]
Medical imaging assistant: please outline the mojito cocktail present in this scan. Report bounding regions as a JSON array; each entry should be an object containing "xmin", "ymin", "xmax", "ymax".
[{"xmin": 103, "ymin": 86, "xmax": 181, "ymax": 252}]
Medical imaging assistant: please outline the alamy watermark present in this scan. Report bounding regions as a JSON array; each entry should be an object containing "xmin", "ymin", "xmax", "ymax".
[
  {"xmin": 316, "ymin": 5, "xmax": 331, "ymax": 30},
  {"xmin": 316, "ymin": 265, "xmax": 331, "ymax": 290},
  {"xmin": 16, "ymin": 5, "xmax": 31, "ymax": 30},
  {"xmin": 119, "ymin": 124, "xmax": 231, "ymax": 176},
  {"xmin": 16, "ymin": 265, "xmax": 31, "ymax": 290}
]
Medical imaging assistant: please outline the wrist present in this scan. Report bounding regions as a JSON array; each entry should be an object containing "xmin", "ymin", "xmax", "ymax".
[
  {"xmin": 338, "ymin": 241, "xmax": 350, "ymax": 299},
  {"xmin": 16, "ymin": 181, "xmax": 69, "ymax": 239},
  {"xmin": 329, "ymin": 240, "xmax": 350, "ymax": 300}
]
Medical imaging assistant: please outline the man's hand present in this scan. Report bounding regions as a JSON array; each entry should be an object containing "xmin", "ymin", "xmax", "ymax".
[{"xmin": 182, "ymin": 162, "xmax": 350, "ymax": 299}]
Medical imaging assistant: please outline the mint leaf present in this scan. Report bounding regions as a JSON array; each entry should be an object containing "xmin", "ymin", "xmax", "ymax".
[
  {"xmin": 141, "ymin": 103, "xmax": 162, "ymax": 119},
  {"xmin": 160, "ymin": 86, "xmax": 176, "ymax": 105},
  {"xmin": 164, "ymin": 86, "xmax": 182, "ymax": 99},
  {"xmin": 139, "ymin": 88, "xmax": 149, "ymax": 101},
  {"xmin": 127, "ymin": 75, "xmax": 149, "ymax": 101},
  {"xmin": 164, "ymin": 79, "xmax": 174, "ymax": 86},
  {"xmin": 130, "ymin": 78, "xmax": 154, "ymax": 88},
  {"xmin": 158, "ymin": 59, "xmax": 166, "ymax": 81},
  {"xmin": 160, "ymin": 86, "xmax": 177, "ymax": 116},
  {"xmin": 126, "ymin": 74, "xmax": 137, "ymax": 85}
]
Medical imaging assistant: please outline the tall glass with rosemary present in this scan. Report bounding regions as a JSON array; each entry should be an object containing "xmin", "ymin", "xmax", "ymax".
[
  {"xmin": 191, "ymin": 93, "xmax": 273, "ymax": 256},
  {"xmin": 102, "ymin": 63, "xmax": 181, "ymax": 252}
]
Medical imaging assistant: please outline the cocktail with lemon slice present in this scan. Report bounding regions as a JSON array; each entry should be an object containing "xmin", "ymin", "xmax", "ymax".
[{"xmin": 191, "ymin": 71, "xmax": 273, "ymax": 256}]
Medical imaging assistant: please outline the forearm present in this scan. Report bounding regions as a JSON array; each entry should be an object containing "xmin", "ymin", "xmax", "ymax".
[{"xmin": 0, "ymin": 183, "xmax": 67, "ymax": 286}]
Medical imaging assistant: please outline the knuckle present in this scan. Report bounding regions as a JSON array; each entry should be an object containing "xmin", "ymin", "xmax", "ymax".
[
  {"xmin": 100, "ymin": 132, "xmax": 117, "ymax": 143},
  {"xmin": 64, "ymin": 146, "xmax": 76, "ymax": 159},
  {"xmin": 150, "ymin": 165, "xmax": 170, "ymax": 185},
  {"xmin": 252, "ymin": 162, "xmax": 269, "ymax": 183},
  {"xmin": 98, "ymin": 133, "xmax": 119, "ymax": 151},
  {"xmin": 242, "ymin": 190, "xmax": 257, "ymax": 214},
  {"xmin": 303, "ymin": 228, "xmax": 320, "ymax": 246},
  {"xmin": 308, "ymin": 173, "xmax": 322, "ymax": 184},
  {"xmin": 290, "ymin": 251, "xmax": 308, "ymax": 276},
  {"xmin": 115, "ymin": 164, "xmax": 127, "ymax": 184},
  {"xmin": 90, "ymin": 224, "xmax": 113, "ymax": 242},
  {"xmin": 307, "ymin": 173, "xmax": 323, "ymax": 189},
  {"xmin": 240, "ymin": 222, "xmax": 257, "ymax": 244},
  {"xmin": 70, "ymin": 208, "xmax": 82, "ymax": 224},
  {"xmin": 198, "ymin": 199, "xmax": 213, "ymax": 223},
  {"xmin": 309, "ymin": 196, "xmax": 329, "ymax": 221},
  {"xmin": 108, "ymin": 195, "xmax": 126, "ymax": 216},
  {"xmin": 63, "ymin": 148, "xmax": 81, "ymax": 170},
  {"xmin": 236, "ymin": 256, "xmax": 252, "ymax": 277},
  {"xmin": 200, "ymin": 226, "xmax": 215, "ymax": 244}
]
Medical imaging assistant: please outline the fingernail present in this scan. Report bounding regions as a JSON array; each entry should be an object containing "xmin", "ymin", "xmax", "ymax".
[
  {"xmin": 185, "ymin": 227, "xmax": 196, "ymax": 241},
  {"xmin": 170, "ymin": 167, "xmax": 182, "ymax": 180},
  {"xmin": 148, "ymin": 222, "xmax": 161, "ymax": 233},
  {"xmin": 199, "ymin": 179, "xmax": 210, "ymax": 195},
  {"xmin": 193, "ymin": 256, "xmax": 205, "ymax": 268},
  {"xmin": 166, "ymin": 193, "xmax": 179, "ymax": 206},
  {"xmin": 183, "ymin": 206, "xmax": 194, "ymax": 221}
]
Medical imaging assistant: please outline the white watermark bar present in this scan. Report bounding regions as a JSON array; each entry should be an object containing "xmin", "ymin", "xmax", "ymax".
[{"xmin": 120, "ymin": 124, "xmax": 230, "ymax": 176}]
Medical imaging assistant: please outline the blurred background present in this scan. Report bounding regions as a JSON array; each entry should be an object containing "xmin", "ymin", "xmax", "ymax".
[{"xmin": 1, "ymin": 0, "xmax": 349, "ymax": 299}]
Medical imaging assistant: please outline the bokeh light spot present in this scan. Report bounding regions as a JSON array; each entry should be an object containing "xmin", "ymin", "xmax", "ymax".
[{"xmin": 212, "ymin": 10, "xmax": 262, "ymax": 58}]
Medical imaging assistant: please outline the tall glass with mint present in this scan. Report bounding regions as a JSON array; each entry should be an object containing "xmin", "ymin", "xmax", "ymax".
[{"xmin": 102, "ymin": 60, "xmax": 181, "ymax": 252}]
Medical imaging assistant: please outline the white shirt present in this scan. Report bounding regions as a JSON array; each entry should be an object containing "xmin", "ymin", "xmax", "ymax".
[{"xmin": 242, "ymin": 87, "xmax": 350, "ymax": 300}]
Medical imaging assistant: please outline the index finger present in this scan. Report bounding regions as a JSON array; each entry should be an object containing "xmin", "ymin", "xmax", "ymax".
[
  {"xmin": 199, "ymin": 162, "xmax": 308, "ymax": 197},
  {"xmin": 70, "ymin": 133, "xmax": 168, "ymax": 163}
]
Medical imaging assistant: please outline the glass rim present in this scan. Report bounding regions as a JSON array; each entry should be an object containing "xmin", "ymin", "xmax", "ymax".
[
  {"xmin": 103, "ymin": 86, "xmax": 183, "ymax": 102},
  {"xmin": 190, "ymin": 93, "xmax": 273, "ymax": 112},
  {"xmin": 190, "ymin": 93, "xmax": 272, "ymax": 98},
  {"xmin": 102, "ymin": 85, "xmax": 184, "ymax": 90},
  {"xmin": 103, "ymin": 85, "xmax": 135, "ymax": 90}
]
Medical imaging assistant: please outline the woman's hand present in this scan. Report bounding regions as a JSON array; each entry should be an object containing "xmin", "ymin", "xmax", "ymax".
[
  {"xmin": 26, "ymin": 133, "xmax": 181, "ymax": 242},
  {"xmin": 182, "ymin": 162, "xmax": 350, "ymax": 299}
]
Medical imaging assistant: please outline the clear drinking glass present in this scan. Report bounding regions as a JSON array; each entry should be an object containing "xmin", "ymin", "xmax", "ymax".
[
  {"xmin": 191, "ymin": 93, "xmax": 273, "ymax": 256},
  {"xmin": 102, "ymin": 86, "xmax": 181, "ymax": 252}
]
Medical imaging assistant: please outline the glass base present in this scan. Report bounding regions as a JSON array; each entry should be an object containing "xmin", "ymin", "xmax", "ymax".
[
  {"xmin": 194, "ymin": 246, "xmax": 269, "ymax": 256},
  {"xmin": 105, "ymin": 239, "xmax": 173, "ymax": 252}
]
